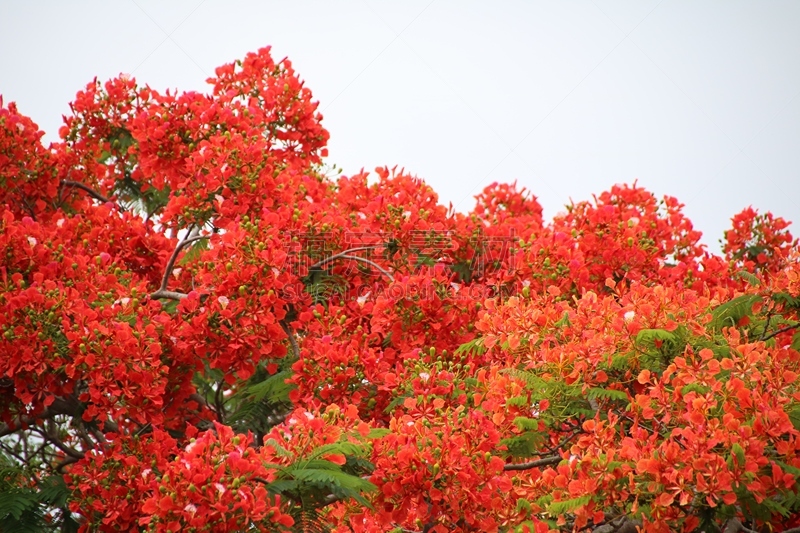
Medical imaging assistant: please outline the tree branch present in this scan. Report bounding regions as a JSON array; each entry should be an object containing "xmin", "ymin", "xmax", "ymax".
[
  {"xmin": 593, "ymin": 516, "xmax": 642, "ymax": 533},
  {"xmin": 311, "ymin": 248, "xmax": 394, "ymax": 282},
  {"xmin": 55, "ymin": 455, "xmax": 81, "ymax": 473},
  {"xmin": 152, "ymin": 228, "xmax": 207, "ymax": 297},
  {"xmin": 39, "ymin": 425, "xmax": 84, "ymax": 460},
  {"xmin": 333, "ymin": 255, "xmax": 395, "ymax": 282},
  {"xmin": 0, "ymin": 396, "xmax": 82, "ymax": 437},
  {"xmin": 280, "ymin": 320, "xmax": 300, "ymax": 359},
  {"xmin": 759, "ymin": 310, "xmax": 774, "ymax": 341},
  {"xmin": 189, "ymin": 393, "xmax": 209, "ymax": 408},
  {"xmin": 503, "ymin": 455, "xmax": 562, "ymax": 471},
  {"xmin": 722, "ymin": 518, "xmax": 757, "ymax": 533},
  {"xmin": 762, "ymin": 322, "xmax": 800, "ymax": 342},
  {"xmin": 150, "ymin": 289, "xmax": 189, "ymax": 300},
  {"xmin": 59, "ymin": 180, "xmax": 111, "ymax": 204},
  {"xmin": 309, "ymin": 246, "xmax": 385, "ymax": 269}
]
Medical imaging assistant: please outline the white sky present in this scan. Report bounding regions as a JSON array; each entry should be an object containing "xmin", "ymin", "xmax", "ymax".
[{"xmin": 2, "ymin": 1, "xmax": 799, "ymax": 252}]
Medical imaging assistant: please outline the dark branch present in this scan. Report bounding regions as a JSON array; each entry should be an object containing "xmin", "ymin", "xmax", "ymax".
[
  {"xmin": 40, "ymin": 426, "xmax": 84, "ymax": 460},
  {"xmin": 759, "ymin": 310, "xmax": 774, "ymax": 341},
  {"xmin": 593, "ymin": 516, "xmax": 642, "ymax": 533},
  {"xmin": 150, "ymin": 289, "xmax": 189, "ymax": 300},
  {"xmin": 0, "ymin": 396, "xmax": 82, "ymax": 437},
  {"xmin": 280, "ymin": 320, "xmax": 300, "ymax": 359},
  {"xmin": 311, "ymin": 247, "xmax": 394, "ymax": 282},
  {"xmin": 722, "ymin": 519, "xmax": 757, "ymax": 533},
  {"xmin": 153, "ymin": 229, "xmax": 208, "ymax": 298},
  {"xmin": 503, "ymin": 455, "xmax": 562, "ymax": 471},
  {"xmin": 55, "ymin": 455, "xmax": 81, "ymax": 473},
  {"xmin": 60, "ymin": 180, "xmax": 111, "ymax": 204},
  {"xmin": 309, "ymin": 246, "xmax": 385, "ymax": 269},
  {"xmin": 762, "ymin": 322, "xmax": 800, "ymax": 342}
]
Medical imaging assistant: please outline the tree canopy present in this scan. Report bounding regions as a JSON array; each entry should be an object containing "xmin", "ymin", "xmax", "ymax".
[{"xmin": 1, "ymin": 46, "xmax": 799, "ymax": 533}]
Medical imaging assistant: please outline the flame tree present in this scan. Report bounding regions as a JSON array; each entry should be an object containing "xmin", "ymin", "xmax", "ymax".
[{"xmin": 1, "ymin": 47, "xmax": 800, "ymax": 533}]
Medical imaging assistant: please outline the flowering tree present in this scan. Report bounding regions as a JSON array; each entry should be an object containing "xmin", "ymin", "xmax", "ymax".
[{"xmin": 1, "ymin": 46, "xmax": 800, "ymax": 533}]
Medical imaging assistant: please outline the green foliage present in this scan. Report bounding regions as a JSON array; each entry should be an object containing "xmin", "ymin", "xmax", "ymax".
[
  {"xmin": 227, "ymin": 369, "xmax": 296, "ymax": 437},
  {"xmin": 786, "ymin": 405, "xmax": 800, "ymax": 432},
  {"xmin": 730, "ymin": 443, "xmax": 746, "ymax": 468},
  {"xmin": 259, "ymin": 426, "xmax": 380, "ymax": 517},
  {"xmin": 633, "ymin": 326, "xmax": 688, "ymax": 372},
  {"xmin": 634, "ymin": 328, "xmax": 675, "ymax": 346},
  {"xmin": 454, "ymin": 337, "xmax": 486, "ymax": 358},
  {"xmin": 0, "ymin": 463, "xmax": 76, "ymax": 533},
  {"xmin": 586, "ymin": 387, "xmax": 629, "ymax": 403},
  {"xmin": 772, "ymin": 291, "xmax": 800, "ymax": 311},
  {"xmin": 503, "ymin": 369, "xmax": 595, "ymax": 423},
  {"xmin": 179, "ymin": 237, "xmax": 210, "ymax": 265},
  {"xmin": 501, "ymin": 432, "xmax": 544, "ymax": 459},
  {"xmin": 736, "ymin": 270, "xmax": 762, "ymax": 287},
  {"xmin": 548, "ymin": 495, "xmax": 591, "ymax": 515},
  {"xmin": 710, "ymin": 294, "xmax": 761, "ymax": 329},
  {"xmin": 288, "ymin": 508, "xmax": 331, "ymax": 533},
  {"xmin": 303, "ymin": 270, "xmax": 348, "ymax": 305},
  {"xmin": 264, "ymin": 441, "xmax": 377, "ymax": 510},
  {"xmin": 0, "ymin": 488, "xmax": 42, "ymax": 533}
]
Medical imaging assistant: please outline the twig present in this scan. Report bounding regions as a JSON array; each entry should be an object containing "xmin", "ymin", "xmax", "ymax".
[
  {"xmin": 503, "ymin": 454, "xmax": 562, "ymax": 471},
  {"xmin": 542, "ymin": 428, "xmax": 582, "ymax": 455},
  {"xmin": 150, "ymin": 289, "xmax": 189, "ymax": 300},
  {"xmin": 722, "ymin": 519, "xmax": 757, "ymax": 533},
  {"xmin": 189, "ymin": 393, "xmax": 209, "ymax": 408},
  {"xmin": 280, "ymin": 320, "xmax": 300, "ymax": 359},
  {"xmin": 214, "ymin": 380, "xmax": 225, "ymax": 423},
  {"xmin": 759, "ymin": 310, "xmax": 774, "ymax": 341},
  {"xmin": 309, "ymin": 246, "xmax": 386, "ymax": 270},
  {"xmin": 60, "ymin": 180, "xmax": 112, "ymax": 204},
  {"xmin": 330, "ymin": 255, "xmax": 395, "ymax": 282},
  {"xmin": 311, "ymin": 247, "xmax": 394, "ymax": 282},
  {"xmin": 154, "ymin": 229, "xmax": 206, "ymax": 294},
  {"xmin": 37, "ymin": 424, "xmax": 84, "ymax": 460},
  {"xmin": 0, "ymin": 397, "xmax": 81, "ymax": 437},
  {"xmin": 762, "ymin": 322, "xmax": 800, "ymax": 342},
  {"xmin": 55, "ymin": 455, "xmax": 81, "ymax": 473},
  {"xmin": 593, "ymin": 516, "xmax": 642, "ymax": 533}
]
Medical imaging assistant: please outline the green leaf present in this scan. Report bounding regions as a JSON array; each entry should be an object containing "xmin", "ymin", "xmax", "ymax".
[
  {"xmin": 246, "ymin": 370, "xmax": 295, "ymax": 403},
  {"xmin": 775, "ymin": 459, "xmax": 800, "ymax": 477},
  {"xmin": 500, "ymin": 433, "xmax": 544, "ymax": 458},
  {"xmin": 548, "ymin": 495, "xmax": 591, "ymax": 515},
  {"xmin": 736, "ymin": 270, "xmax": 762, "ymax": 287},
  {"xmin": 306, "ymin": 442, "xmax": 366, "ymax": 461},
  {"xmin": 635, "ymin": 329, "xmax": 675, "ymax": 347},
  {"xmin": 787, "ymin": 406, "xmax": 800, "ymax": 432},
  {"xmin": 680, "ymin": 383, "xmax": 711, "ymax": 396},
  {"xmin": 792, "ymin": 331, "xmax": 800, "ymax": 352},
  {"xmin": 554, "ymin": 311, "xmax": 571, "ymax": 328},
  {"xmin": 507, "ymin": 394, "xmax": 531, "ymax": 407},
  {"xmin": 288, "ymin": 508, "xmax": 331, "ymax": 533},
  {"xmin": 37, "ymin": 475, "xmax": 70, "ymax": 508},
  {"xmin": 455, "ymin": 337, "xmax": 486, "ymax": 357},
  {"xmin": 731, "ymin": 443, "xmax": 746, "ymax": 467},
  {"xmin": 710, "ymin": 294, "xmax": 761, "ymax": 329},
  {"xmin": 586, "ymin": 387, "xmax": 629, "ymax": 403},
  {"xmin": 512, "ymin": 416, "xmax": 540, "ymax": 431},
  {"xmin": 366, "ymin": 428, "xmax": 390, "ymax": 439},
  {"xmin": 516, "ymin": 498, "xmax": 532, "ymax": 513},
  {"xmin": 178, "ymin": 237, "xmax": 209, "ymax": 265},
  {"xmin": 773, "ymin": 292, "xmax": 800, "ymax": 311}
]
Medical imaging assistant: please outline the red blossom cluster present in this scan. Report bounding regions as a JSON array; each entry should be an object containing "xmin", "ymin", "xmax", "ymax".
[{"xmin": 1, "ymin": 46, "xmax": 799, "ymax": 533}]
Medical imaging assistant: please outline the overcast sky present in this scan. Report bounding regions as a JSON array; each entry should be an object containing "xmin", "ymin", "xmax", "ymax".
[{"xmin": 2, "ymin": 1, "xmax": 799, "ymax": 252}]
